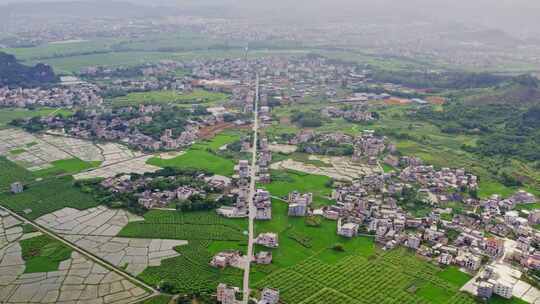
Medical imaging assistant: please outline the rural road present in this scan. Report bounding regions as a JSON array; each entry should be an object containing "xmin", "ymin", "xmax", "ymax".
[{"xmin": 242, "ymin": 73, "xmax": 259, "ymax": 304}]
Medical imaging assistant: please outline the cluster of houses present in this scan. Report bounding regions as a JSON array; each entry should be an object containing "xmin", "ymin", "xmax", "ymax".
[
  {"xmin": 399, "ymin": 164, "xmax": 479, "ymax": 196},
  {"xmin": 332, "ymin": 92, "xmax": 391, "ymax": 103},
  {"xmin": 0, "ymin": 85, "xmax": 103, "ymax": 108},
  {"xmin": 321, "ymin": 105, "xmax": 376, "ymax": 122},
  {"xmin": 98, "ymin": 173, "xmax": 225, "ymax": 209},
  {"xmin": 321, "ymin": 150, "xmax": 540, "ymax": 301},
  {"xmin": 352, "ymin": 131, "xmax": 389, "ymax": 162},
  {"xmin": 23, "ymin": 104, "xmax": 216, "ymax": 152}
]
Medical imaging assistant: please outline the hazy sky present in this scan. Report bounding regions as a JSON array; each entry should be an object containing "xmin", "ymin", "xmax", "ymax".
[{"xmin": 1, "ymin": 0, "xmax": 539, "ymax": 36}]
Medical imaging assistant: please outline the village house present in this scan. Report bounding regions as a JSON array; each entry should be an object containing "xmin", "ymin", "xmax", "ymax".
[
  {"xmin": 210, "ymin": 251, "xmax": 242, "ymax": 268},
  {"xmin": 254, "ymin": 189, "xmax": 272, "ymax": 220},
  {"xmin": 258, "ymin": 288, "xmax": 280, "ymax": 304},
  {"xmin": 254, "ymin": 251, "xmax": 273, "ymax": 265},
  {"xmin": 337, "ymin": 218, "xmax": 359, "ymax": 238},
  {"xmin": 255, "ymin": 233, "xmax": 279, "ymax": 248},
  {"xmin": 217, "ymin": 283, "xmax": 239, "ymax": 304},
  {"xmin": 10, "ymin": 182, "xmax": 24, "ymax": 194},
  {"xmin": 288, "ymin": 191, "xmax": 313, "ymax": 217}
]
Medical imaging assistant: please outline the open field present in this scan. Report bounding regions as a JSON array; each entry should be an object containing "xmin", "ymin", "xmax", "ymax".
[
  {"xmin": 139, "ymin": 240, "xmax": 244, "ymax": 294},
  {"xmin": 0, "ymin": 176, "xmax": 99, "ymax": 220},
  {"xmin": 262, "ymin": 170, "xmax": 333, "ymax": 207},
  {"xmin": 110, "ymin": 89, "xmax": 229, "ymax": 107},
  {"xmin": 0, "ymin": 156, "xmax": 34, "ymax": 189},
  {"xmin": 118, "ymin": 210, "xmax": 246, "ymax": 242},
  {"xmin": 32, "ymin": 158, "xmax": 101, "ymax": 177},
  {"xmin": 253, "ymin": 199, "xmax": 374, "ymax": 270},
  {"xmin": 255, "ymin": 247, "xmax": 476, "ymax": 304},
  {"xmin": 147, "ymin": 133, "xmax": 240, "ymax": 176},
  {"xmin": 118, "ymin": 209, "xmax": 247, "ymax": 293},
  {"xmin": 0, "ymin": 108, "xmax": 72, "ymax": 128},
  {"xmin": 35, "ymin": 206, "xmax": 190, "ymax": 276},
  {"xmin": 0, "ymin": 213, "xmax": 150, "ymax": 303},
  {"xmin": 20, "ymin": 234, "xmax": 72, "ymax": 273}
]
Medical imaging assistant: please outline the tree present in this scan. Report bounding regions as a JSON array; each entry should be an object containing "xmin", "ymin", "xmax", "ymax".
[
  {"xmin": 159, "ymin": 280, "xmax": 175, "ymax": 293},
  {"xmin": 332, "ymin": 243, "xmax": 345, "ymax": 252}
]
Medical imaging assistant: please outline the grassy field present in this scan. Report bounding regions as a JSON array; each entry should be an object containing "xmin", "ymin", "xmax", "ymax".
[
  {"xmin": 0, "ymin": 108, "xmax": 72, "ymax": 128},
  {"xmin": 110, "ymin": 89, "xmax": 229, "ymax": 108},
  {"xmin": 436, "ymin": 266, "xmax": 472, "ymax": 287},
  {"xmin": 0, "ymin": 156, "xmax": 34, "ymax": 189},
  {"xmin": 20, "ymin": 234, "xmax": 72, "ymax": 273},
  {"xmin": 262, "ymin": 170, "xmax": 333, "ymax": 207},
  {"xmin": 255, "ymin": 246, "xmax": 476, "ymax": 304},
  {"xmin": 147, "ymin": 133, "xmax": 240, "ymax": 176},
  {"xmin": 32, "ymin": 158, "xmax": 101, "ymax": 178},
  {"xmin": 0, "ymin": 176, "xmax": 99, "ymax": 219},
  {"xmin": 253, "ymin": 199, "xmax": 374, "ymax": 270}
]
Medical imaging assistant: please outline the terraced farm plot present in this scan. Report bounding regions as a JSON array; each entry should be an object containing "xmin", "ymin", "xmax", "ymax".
[
  {"xmin": 0, "ymin": 176, "xmax": 99, "ymax": 219},
  {"xmin": 254, "ymin": 249, "xmax": 477, "ymax": 304},
  {"xmin": 139, "ymin": 240, "xmax": 244, "ymax": 294},
  {"xmin": 118, "ymin": 210, "xmax": 247, "ymax": 241},
  {"xmin": 0, "ymin": 213, "xmax": 150, "ymax": 303}
]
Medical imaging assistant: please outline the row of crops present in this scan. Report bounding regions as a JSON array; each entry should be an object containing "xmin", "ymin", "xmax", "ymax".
[
  {"xmin": 138, "ymin": 240, "xmax": 243, "ymax": 294},
  {"xmin": 118, "ymin": 210, "xmax": 247, "ymax": 241},
  {"xmin": 0, "ymin": 175, "xmax": 99, "ymax": 219},
  {"xmin": 255, "ymin": 248, "xmax": 477, "ymax": 304}
]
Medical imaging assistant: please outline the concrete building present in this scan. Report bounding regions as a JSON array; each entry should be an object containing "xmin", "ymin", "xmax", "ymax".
[
  {"xmin": 258, "ymin": 288, "xmax": 280, "ymax": 304},
  {"xmin": 255, "ymin": 233, "xmax": 279, "ymax": 248},
  {"xmin": 10, "ymin": 182, "xmax": 24, "ymax": 194},
  {"xmin": 337, "ymin": 218, "xmax": 359, "ymax": 238},
  {"xmin": 493, "ymin": 280, "xmax": 513, "ymax": 299},
  {"xmin": 217, "ymin": 283, "xmax": 238, "ymax": 304},
  {"xmin": 477, "ymin": 281, "xmax": 494, "ymax": 299}
]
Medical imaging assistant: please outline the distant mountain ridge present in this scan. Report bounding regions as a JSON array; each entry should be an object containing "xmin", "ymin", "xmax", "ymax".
[
  {"xmin": 0, "ymin": 52, "xmax": 58, "ymax": 87},
  {"xmin": 464, "ymin": 75, "xmax": 540, "ymax": 106}
]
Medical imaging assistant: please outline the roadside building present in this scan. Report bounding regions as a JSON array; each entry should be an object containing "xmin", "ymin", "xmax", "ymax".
[
  {"xmin": 10, "ymin": 182, "xmax": 24, "ymax": 194},
  {"xmin": 258, "ymin": 288, "xmax": 280, "ymax": 304}
]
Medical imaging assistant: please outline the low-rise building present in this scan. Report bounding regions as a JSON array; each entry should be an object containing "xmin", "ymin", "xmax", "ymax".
[
  {"xmin": 258, "ymin": 288, "xmax": 280, "ymax": 304},
  {"xmin": 217, "ymin": 283, "xmax": 238, "ymax": 304},
  {"xmin": 255, "ymin": 233, "xmax": 279, "ymax": 248},
  {"xmin": 10, "ymin": 182, "xmax": 24, "ymax": 194}
]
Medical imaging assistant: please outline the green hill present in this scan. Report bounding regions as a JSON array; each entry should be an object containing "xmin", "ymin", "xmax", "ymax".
[{"xmin": 0, "ymin": 52, "xmax": 57, "ymax": 87}]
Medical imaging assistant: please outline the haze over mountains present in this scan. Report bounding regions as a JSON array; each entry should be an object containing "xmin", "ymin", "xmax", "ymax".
[{"xmin": 1, "ymin": 0, "xmax": 540, "ymax": 38}]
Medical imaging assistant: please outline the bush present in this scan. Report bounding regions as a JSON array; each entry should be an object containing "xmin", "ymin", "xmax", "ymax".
[{"xmin": 332, "ymin": 243, "xmax": 345, "ymax": 252}]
